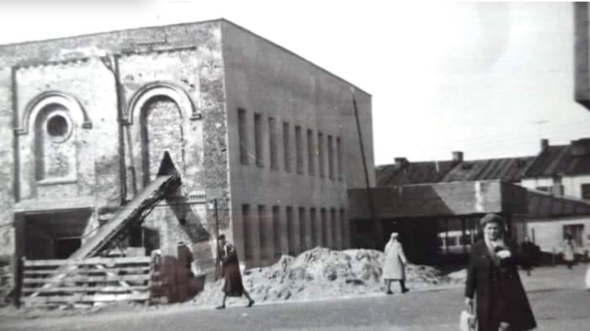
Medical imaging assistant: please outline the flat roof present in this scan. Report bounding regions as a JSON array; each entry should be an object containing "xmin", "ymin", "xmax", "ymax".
[{"xmin": 0, "ymin": 18, "xmax": 371, "ymax": 97}]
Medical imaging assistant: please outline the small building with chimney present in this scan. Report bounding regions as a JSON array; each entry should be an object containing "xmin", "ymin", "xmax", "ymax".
[{"xmin": 370, "ymin": 139, "xmax": 590, "ymax": 263}]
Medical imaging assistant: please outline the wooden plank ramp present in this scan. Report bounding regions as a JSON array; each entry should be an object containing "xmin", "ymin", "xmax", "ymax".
[
  {"xmin": 26, "ymin": 175, "xmax": 180, "ymax": 299},
  {"xmin": 20, "ymin": 256, "xmax": 154, "ymax": 308}
]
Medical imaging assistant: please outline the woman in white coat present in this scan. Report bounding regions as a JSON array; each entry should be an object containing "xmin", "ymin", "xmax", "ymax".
[{"xmin": 383, "ymin": 232, "xmax": 409, "ymax": 295}]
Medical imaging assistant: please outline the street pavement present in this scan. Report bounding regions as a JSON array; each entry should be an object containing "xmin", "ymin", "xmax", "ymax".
[{"xmin": 1, "ymin": 264, "xmax": 589, "ymax": 331}]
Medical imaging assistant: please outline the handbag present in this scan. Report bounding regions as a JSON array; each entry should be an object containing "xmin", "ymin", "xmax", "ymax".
[{"xmin": 459, "ymin": 305, "xmax": 476, "ymax": 331}]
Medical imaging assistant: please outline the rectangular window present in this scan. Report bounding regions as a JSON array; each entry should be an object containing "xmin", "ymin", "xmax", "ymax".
[
  {"xmin": 238, "ymin": 109, "xmax": 249, "ymax": 165},
  {"xmin": 254, "ymin": 113, "xmax": 263, "ymax": 167},
  {"xmin": 336, "ymin": 137, "xmax": 342, "ymax": 180},
  {"xmin": 295, "ymin": 126, "xmax": 303, "ymax": 174},
  {"xmin": 311, "ymin": 207, "xmax": 318, "ymax": 247},
  {"xmin": 242, "ymin": 204, "xmax": 252, "ymax": 260},
  {"xmin": 340, "ymin": 208, "xmax": 346, "ymax": 247},
  {"xmin": 299, "ymin": 207, "xmax": 307, "ymax": 252},
  {"xmin": 287, "ymin": 206, "xmax": 295, "ymax": 254},
  {"xmin": 273, "ymin": 206, "xmax": 281, "ymax": 258},
  {"xmin": 258, "ymin": 205, "xmax": 269, "ymax": 260},
  {"xmin": 318, "ymin": 132, "xmax": 324, "ymax": 178},
  {"xmin": 331, "ymin": 208, "xmax": 339, "ymax": 248},
  {"xmin": 269, "ymin": 117, "xmax": 278, "ymax": 170},
  {"xmin": 328, "ymin": 135, "xmax": 334, "ymax": 180},
  {"xmin": 321, "ymin": 208, "xmax": 328, "ymax": 247},
  {"xmin": 582, "ymin": 184, "xmax": 590, "ymax": 200},
  {"xmin": 307, "ymin": 129, "xmax": 315, "ymax": 176},
  {"xmin": 283, "ymin": 122, "xmax": 291, "ymax": 172}
]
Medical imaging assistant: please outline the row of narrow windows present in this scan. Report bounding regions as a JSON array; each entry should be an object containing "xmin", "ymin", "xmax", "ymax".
[
  {"xmin": 238, "ymin": 108, "xmax": 343, "ymax": 180},
  {"xmin": 242, "ymin": 204, "xmax": 346, "ymax": 260}
]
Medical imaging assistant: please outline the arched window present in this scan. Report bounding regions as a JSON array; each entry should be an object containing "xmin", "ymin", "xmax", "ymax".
[
  {"xmin": 18, "ymin": 91, "xmax": 90, "ymax": 185},
  {"xmin": 34, "ymin": 104, "xmax": 76, "ymax": 180},
  {"xmin": 140, "ymin": 95, "xmax": 184, "ymax": 184}
]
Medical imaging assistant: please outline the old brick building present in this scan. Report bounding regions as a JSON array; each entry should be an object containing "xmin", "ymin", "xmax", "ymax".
[{"xmin": 0, "ymin": 19, "xmax": 375, "ymax": 276}]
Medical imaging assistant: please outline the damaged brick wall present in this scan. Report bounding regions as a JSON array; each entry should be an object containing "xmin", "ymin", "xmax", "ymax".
[
  {"xmin": 0, "ymin": 21, "xmax": 235, "ymax": 276},
  {"xmin": 14, "ymin": 58, "xmax": 117, "ymax": 202},
  {"xmin": 119, "ymin": 47, "xmax": 216, "ymax": 269},
  {"xmin": 0, "ymin": 69, "xmax": 15, "ymax": 261}
]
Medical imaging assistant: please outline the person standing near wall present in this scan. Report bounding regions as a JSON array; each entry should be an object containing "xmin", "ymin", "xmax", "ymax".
[
  {"xmin": 382, "ymin": 232, "xmax": 409, "ymax": 295},
  {"xmin": 465, "ymin": 213, "xmax": 536, "ymax": 331},
  {"xmin": 563, "ymin": 235, "xmax": 576, "ymax": 270},
  {"xmin": 216, "ymin": 235, "xmax": 255, "ymax": 309},
  {"xmin": 521, "ymin": 237, "xmax": 536, "ymax": 276}
]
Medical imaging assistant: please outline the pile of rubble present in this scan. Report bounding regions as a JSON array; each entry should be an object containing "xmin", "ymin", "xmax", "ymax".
[{"xmin": 191, "ymin": 247, "xmax": 457, "ymax": 308}]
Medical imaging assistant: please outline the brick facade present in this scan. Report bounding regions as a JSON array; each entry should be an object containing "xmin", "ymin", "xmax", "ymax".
[{"xmin": 0, "ymin": 20, "xmax": 374, "ymax": 280}]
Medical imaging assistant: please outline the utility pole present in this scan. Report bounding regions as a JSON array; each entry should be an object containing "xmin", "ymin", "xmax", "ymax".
[{"xmin": 210, "ymin": 198, "xmax": 221, "ymax": 280}]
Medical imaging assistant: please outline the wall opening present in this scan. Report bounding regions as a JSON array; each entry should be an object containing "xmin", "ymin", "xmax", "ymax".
[
  {"xmin": 307, "ymin": 129, "xmax": 315, "ymax": 176},
  {"xmin": 254, "ymin": 113, "xmax": 263, "ymax": 167},
  {"xmin": 269, "ymin": 117, "xmax": 278, "ymax": 170},
  {"xmin": 295, "ymin": 126, "xmax": 303, "ymax": 174},
  {"xmin": 34, "ymin": 104, "xmax": 76, "ymax": 181},
  {"xmin": 23, "ymin": 211, "xmax": 91, "ymax": 260},
  {"xmin": 318, "ymin": 132, "xmax": 324, "ymax": 178},
  {"xmin": 238, "ymin": 108, "xmax": 249, "ymax": 165},
  {"xmin": 283, "ymin": 122, "xmax": 291, "ymax": 172},
  {"xmin": 54, "ymin": 238, "xmax": 81, "ymax": 259},
  {"xmin": 299, "ymin": 207, "xmax": 306, "ymax": 252},
  {"xmin": 286, "ymin": 206, "xmax": 295, "ymax": 255},
  {"xmin": 273, "ymin": 205, "xmax": 281, "ymax": 258},
  {"xmin": 140, "ymin": 96, "xmax": 184, "ymax": 185}
]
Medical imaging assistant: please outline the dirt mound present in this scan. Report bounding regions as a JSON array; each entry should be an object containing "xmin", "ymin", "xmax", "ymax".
[{"xmin": 191, "ymin": 247, "xmax": 454, "ymax": 308}]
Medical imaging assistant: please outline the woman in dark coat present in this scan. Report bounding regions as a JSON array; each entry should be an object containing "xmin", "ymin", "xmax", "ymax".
[
  {"xmin": 465, "ymin": 214, "xmax": 536, "ymax": 331},
  {"xmin": 216, "ymin": 235, "xmax": 254, "ymax": 309}
]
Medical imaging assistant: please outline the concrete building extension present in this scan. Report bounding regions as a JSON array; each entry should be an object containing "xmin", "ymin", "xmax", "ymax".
[
  {"xmin": 349, "ymin": 181, "xmax": 528, "ymax": 264},
  {"xmin": 0, "ymin": 19, "xmax": 375, "ymax": 282},
  {"xmin": 373, "ymin": 139, "xmax": 590, "ymax": 262}
]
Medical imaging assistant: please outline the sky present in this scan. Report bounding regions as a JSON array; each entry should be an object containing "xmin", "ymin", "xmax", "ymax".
[{"xmin": 1, "ymin": 1, "xmax": 590, "ymax": 165}]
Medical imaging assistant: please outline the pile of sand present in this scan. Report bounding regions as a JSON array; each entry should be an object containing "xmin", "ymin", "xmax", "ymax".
[{"xmin": 191, "ymin": 247, "xmax": 455, "ymax": 308}]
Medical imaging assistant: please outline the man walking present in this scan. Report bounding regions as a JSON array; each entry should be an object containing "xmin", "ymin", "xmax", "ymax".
[{"xmin": 216, "ymin": 235, "xmax": 255, "ymax": 309}]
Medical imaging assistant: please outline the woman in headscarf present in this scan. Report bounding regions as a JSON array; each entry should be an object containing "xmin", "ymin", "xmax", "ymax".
[
  {"xmin": 562, "ymin": 234, "xmax": 576, "ymax": 270},
  {"xmin": 216, "ymin": 234, "xmax": 255, "ymax": 309},
  {"xmin": 382, "ymin": 232, "xmax": 409, "ymax": 295},
  {"xmin": 465, "ymin": 213, "xmax": 536, "ymax": 331}
]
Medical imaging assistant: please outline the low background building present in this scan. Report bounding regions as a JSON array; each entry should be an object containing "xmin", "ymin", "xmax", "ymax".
[{"xmin": 375, "ymin": 140, "xmax": 590, "ymax": 264}]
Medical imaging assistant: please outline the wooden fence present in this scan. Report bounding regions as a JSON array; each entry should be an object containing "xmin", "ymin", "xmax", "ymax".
[{"xmin": 20, "ymin": 256, "xmax": 153, "ymax": 307}]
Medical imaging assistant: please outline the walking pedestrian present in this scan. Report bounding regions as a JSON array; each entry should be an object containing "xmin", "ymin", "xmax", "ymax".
[
  {"xmin": 521, "ymin": 237, "xmax": 536, "ymax": 276},
  {"xmin": 563, "ymin": 235, "xmax": 576, "ymax": 270},
  {"xmin": 216, "ymin": 234, "xmax": 255, "ymax": 309},
  {"xmin": 465, "ymin": 213, "xmax": 536, "ymax": 331},
  {"xmin": 383, "ymin": 232, "xmax": 409, "ymax": 295}
]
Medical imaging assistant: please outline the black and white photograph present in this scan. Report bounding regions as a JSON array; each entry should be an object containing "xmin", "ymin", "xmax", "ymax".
[{"xmin": 0, "ymin": 1, "xmax": 590, "ymax": 330}]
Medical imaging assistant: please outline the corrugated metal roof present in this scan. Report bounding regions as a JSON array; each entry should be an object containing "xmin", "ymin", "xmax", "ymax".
[
  {"xmin": 525, "ymin": 141, "xmax": 590, "ymax": 177},
  {"xmin": 526, "ymin": 189, "xmax": 590, "ymax": 219},
  {"xmin": 377, "ymin": 139, "xmax": 590, "ymax": 188},
  {"xmin": 376, "ymin": 161, "xmax": 457, "ymax": 186},
  {"xmin": 441, "ymin": 157, "xmax": 536, "ymax": 183}
]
